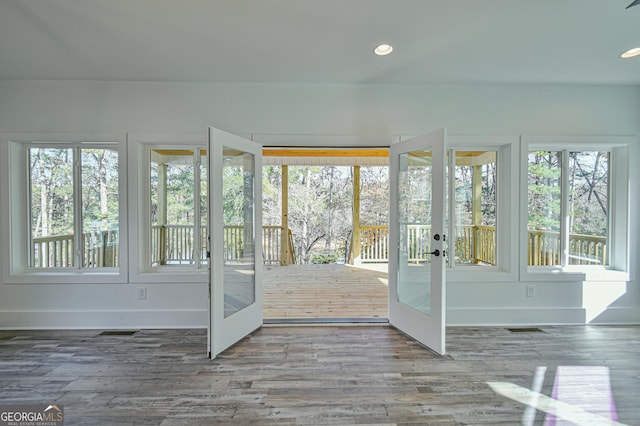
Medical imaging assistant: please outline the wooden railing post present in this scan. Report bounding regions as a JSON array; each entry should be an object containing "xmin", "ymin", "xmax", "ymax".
[
  {"xmin": 280, "ymin": 165, "xmax": 289, "ymax": 265},
  {"xmin": 159, "ymin": 225, "xmax": 166, "ymax": 265},
  {"xmin": 287, "ymin": 229, "xmax": 296, "ymax": 264},
  {"xmin": 350, "ymin": 165, "xmax": 361, "ymax": 264}
]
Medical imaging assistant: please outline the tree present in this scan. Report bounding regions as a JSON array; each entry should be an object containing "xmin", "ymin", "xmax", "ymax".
[
  {"xmin": 262, "ymin": 165, "xmax": 389, "ymax": 264},
  {"xmin": 262, "ymin": 165, "xmax": 281, "ymax": 226},
  {"xmin": 528, "ymin": 150, "xmax": 608, "ymax": 237},
  {"xmin": 568, "ymin": 151, "xmax": 608, "ymax": 237},
  {"xmin": 360, "ymin": 166, "xmax": 389, "ymax": 226},
  {"xmin": 30, "ymin": 148, "xmax": 74, "ymax": 237},
  {"xmin": 528, "ymin": 151, "xmax": 562, "ymax": 232}
]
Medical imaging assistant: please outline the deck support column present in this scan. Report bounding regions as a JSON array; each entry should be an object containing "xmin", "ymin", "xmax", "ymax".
[
  {"xmin": 472, "ymin": 164, "xmax": 482, "ymax": 264},
  {"xmin": 350, "ymin": 165, "xmax": 361, "ymax": 264},
  {"xmin": 243, "ymin": 153, "xmax": 255, "ymax": 259},
  {"xmin": 280, "ymin": 165, "xmax": 289, "ymax": 265}
]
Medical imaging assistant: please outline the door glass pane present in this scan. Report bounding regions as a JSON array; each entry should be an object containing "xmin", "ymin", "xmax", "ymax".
[
  {"xmin": 397, "ymin": 150, "xmax": 432, "ymax": 315},
  {"xmin": 454, "ymin": 151, "xmax": 497, "ymax": 266},
  {"xmin": 223, "ymin": 147, "xmax": 256, "ymax": 318},
  {"xmin": 568, "ymin": 151, "xmax": 608, "ymax": 266},
  {"xmin": 150, "ymin": 149, "xmax": 195, "ymax": 266},
  {"xmin": 81, "ymin": 148, "xmax": 119, "ymax": 268},
  {"xmin": 528, "ymin": 151, "xmax": 562, "ymax": 265},
  {"xmin": 29, "ymin": 148, "xmax": 75, "ymax": 268}
]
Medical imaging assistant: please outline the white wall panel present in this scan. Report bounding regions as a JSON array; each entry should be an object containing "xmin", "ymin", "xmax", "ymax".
[{"xmin": 0, "ymin": 80, "xmax": 638, "ymax": 328}]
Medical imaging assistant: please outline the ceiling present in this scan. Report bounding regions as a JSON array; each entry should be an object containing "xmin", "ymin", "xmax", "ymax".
[{"xmin": 1, "ymin": 0, "xmax": 639, "ymax": 85}]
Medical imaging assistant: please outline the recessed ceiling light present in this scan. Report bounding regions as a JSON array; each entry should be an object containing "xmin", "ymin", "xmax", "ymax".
[
  {"xmin": 621, "ymin": 47, "xmax": 640, "ymax": 58},
  {"xmin": 374, "ymin": 44, "xmax": 393, "ymax": 56}
]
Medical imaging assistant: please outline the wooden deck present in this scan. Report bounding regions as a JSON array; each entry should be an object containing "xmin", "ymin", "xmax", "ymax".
[{"xmin": 263, "ymin": 264, "xmax": 389, "ymax": 319}]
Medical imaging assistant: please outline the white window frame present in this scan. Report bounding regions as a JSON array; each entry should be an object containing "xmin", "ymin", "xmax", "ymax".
[
  {"xmin": 128, "ymin": 133, "xmax": 208, "ymax": 284},
  {"xmin": 445, "ymin": 135, "xmax": 519, "ymax": 283},
  {"xmin": 0, "ymin": 133, "xmax": 128, "ymax": 284},
  {"xmin": 519, "ymin": 135, "xmax": 631, "ymax": 282}
]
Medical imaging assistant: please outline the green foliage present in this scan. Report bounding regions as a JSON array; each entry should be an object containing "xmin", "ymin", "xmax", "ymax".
[
  {"xmin": 223, "ymin": 165, "xmax": 251, "ymax": 226},
  {"xmin": 81, "ymin": 149, "xmax": 119, "ymax": 230},
  {"xmin": 528, "ymin": 151, "xmax": 562, "ymax": 232},
  {"xmin": 568, "ymin": 151, "xmax": 608, "ymax": 237},
  {"xmin": 30, "ymin": 147, "xmax": 120, "ymax": 238},
  {"xmin": 263, "ymin": 165, "xmax": 358, "ymax": 264},
  {"xmin": 527, "ymin": 150, "xmax": 608, "ymax": 237},
  {"xmin": 360, "ymin": 166, "xmax": 389, "ymax": 226},
  {"xmin": 166, "ymin": 163, "xmax": 195, "ymax": 225},
  {"xmin": 310, "ymin": 253, "xmax": 338, "ymax": 264},
  {"xmin": 262, "ymin": 165, "xmax": 281, "ymax": 226}
]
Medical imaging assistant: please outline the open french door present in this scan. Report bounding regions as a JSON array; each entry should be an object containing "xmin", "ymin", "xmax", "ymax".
[
  {"xmin": 388, "ymin": 129, "xmax": 447, "ymax": 355},
  {"xmin": 208, "ymin": 127, "xmax": 263, "ymax": 359}
]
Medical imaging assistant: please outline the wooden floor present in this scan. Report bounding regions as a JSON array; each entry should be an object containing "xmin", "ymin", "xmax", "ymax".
[
  {"xmin": 263, "ymin": 264, "xmax": 389, "ymax": 319},
  {"xmin": 1, "ymin": 325, "xmax": 639, "ymax": 425}
]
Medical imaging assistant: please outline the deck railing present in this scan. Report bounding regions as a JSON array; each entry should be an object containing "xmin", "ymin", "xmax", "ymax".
[
  {"xmin": 528, "ymin": 230, "xmax": 607, "ymax": 266},
  {"xmin": 35, "ymin": 225, "xmax": 295, "ymax": 268},
  {"xmin": 31, "ymin": 234, "xmax": 75, "ymax": 268},
  {"xmin": 149, "ymin": 224, "xmax": 295, "ymax": 266},
  {"xmin": 359, "ymin": 226, "xmax": 389, "ymax": 262},
  {"xmin": 262, "ymin": 226, "xmax": 296, "ymax": 265},
  {"xmin": 359, "ymin": 225, "xmax": 606, "ymax": 266},
  {"xmin": 33, "ymin": 224, "xmax": 606, "ymax": 268},
  {"xmin": 150, "ymin": 224, "xmax": 208, "ymax": 266},
  {"xmin": 31, "ymin": 230, "xmax": 119, "ymax": 268}
]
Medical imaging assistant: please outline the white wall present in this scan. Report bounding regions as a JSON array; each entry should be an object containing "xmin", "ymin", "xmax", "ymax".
[{"xmin": 0, "ymin": 80, "xmax": 638, "ymax": 328}]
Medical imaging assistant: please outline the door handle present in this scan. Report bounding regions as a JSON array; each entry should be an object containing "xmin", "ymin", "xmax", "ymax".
[{"xmin": 428, "ymin": 249, "xmax": 440, "ymax": 256}]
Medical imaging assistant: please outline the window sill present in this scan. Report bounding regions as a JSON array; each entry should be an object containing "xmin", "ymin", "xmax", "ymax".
[
  {"xmin": 131, "ymin": 268, "xmax": 208, "ymax": 284},
  {"xmin": 523, "ymin": 266, "xmax": 628, "ymax": 282},
  {"xmin": 563, "ymin": 266, "xmax": 629, "ymax": 282},
  {"xmin": 447, "ymin": 265, "xmax": 517, "ymax": 283},
  {"xmin": 3, "ymin": 270, "xmax": 126, "ymax": 285}
]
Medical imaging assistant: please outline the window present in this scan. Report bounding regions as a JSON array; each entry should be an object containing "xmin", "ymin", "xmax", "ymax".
[
  {"xmin": 452, "ymin": 151, "xmax": 497, "ymax": 266},
  {"xmin": 444, "ymin": 136, "xmax": 518, "ymax": 281},
  {"xmin": 29, "ymin": 146, "xmax": 120, "ymax": 269},
  {"xmin": 147, "ymin": 147, "xmax": 207, "ymax": 269},
  {"xmin": 522, "ymin": 136, "xmax": 630, "ymax": 276},
  {"xmin": 0, "ymin": 133, "xmax": 127, "ymax": 283},
  {"xmin": 527, "ymin": 150, "xmax": 609, "ymax": 267}
]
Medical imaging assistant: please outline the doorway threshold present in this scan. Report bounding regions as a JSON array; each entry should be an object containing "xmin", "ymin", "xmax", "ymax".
[{"xmin": 264, "ymin": 318, "xmax": 389, "ymax": 326}]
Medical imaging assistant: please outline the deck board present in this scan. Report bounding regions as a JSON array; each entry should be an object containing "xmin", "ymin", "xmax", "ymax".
[{"xmin": 263, "ymin": 264, "xmax": 389, "ymax": 319}]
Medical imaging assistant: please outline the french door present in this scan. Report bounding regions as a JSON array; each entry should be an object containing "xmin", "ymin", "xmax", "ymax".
[
  {"xmin": 208, "ymin": 127, "xmax": 263, "ymax": 359},
  {"xmin": 388, "ymin": 129, "xmax": 447, "ymax": 355}
]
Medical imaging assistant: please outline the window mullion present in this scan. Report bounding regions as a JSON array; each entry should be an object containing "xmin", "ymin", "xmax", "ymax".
[
  {"xmin": 447, "ymin": 149, "xmax": 455, "ymax": 269},
  {"xmin": 73, "ymin": 147, "xmax": 83, "ymax": 269},
  {"xmin": 606, "ymin": 150, "xmax": 614, "ymax": 268},
  {"xmin": 26, "ymin": 145, "xmax": 35, "ymax": 268},
  {"xmin": 560, "ymin": 150, "xmax": 569, "ymax": 267},
  {"xmin": 194, "ymin": 148, "xmax": 202, "ymax": 268}
]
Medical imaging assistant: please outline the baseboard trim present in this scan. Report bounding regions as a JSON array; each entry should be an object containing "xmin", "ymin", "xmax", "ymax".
[{"xmin": 0, "ymin": 309, "xmax": 207, "ymax": 329}]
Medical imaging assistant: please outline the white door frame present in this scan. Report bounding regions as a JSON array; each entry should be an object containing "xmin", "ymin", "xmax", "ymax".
[
  {"xmin": 208, "ymin": 127, "xmax": 263, "ymax": 359},
  {"xmin": 388, "ymin": 129, "xmax": 447, "ymax": 355}
]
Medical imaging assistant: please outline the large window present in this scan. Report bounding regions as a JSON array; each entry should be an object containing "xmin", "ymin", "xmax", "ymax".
[
  {"xmin": 528, "ymin": 150, "xmax": 609, "ymax": 267},
  {"xmin": 28, "ymin": 146, "xmax": 120, "ymax": 269},
  {"xmin": 522, "ymin": 136, "xmax": 630, "ymax": 276}
]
